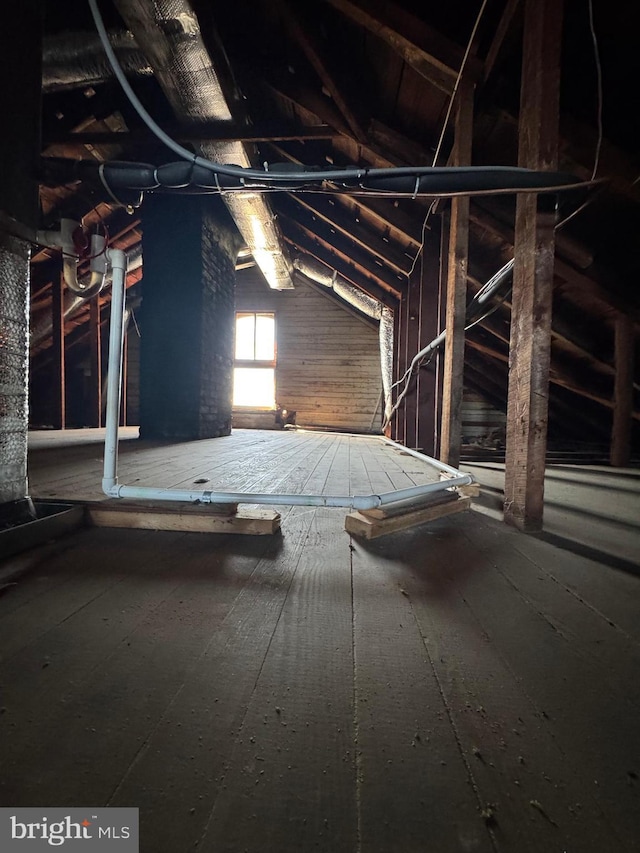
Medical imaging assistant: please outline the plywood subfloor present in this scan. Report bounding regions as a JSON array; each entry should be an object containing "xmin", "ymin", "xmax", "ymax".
[{"xmin": 2, "ymin": 429, "xmax": 639, "ymax": 852}]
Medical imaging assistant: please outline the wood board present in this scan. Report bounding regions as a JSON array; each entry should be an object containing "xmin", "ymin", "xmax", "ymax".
[
  {"xmin": 345, "ymin": 495, "xmax": 471, "ymax": 539},
  {"xmin": 87, "ymin": 501, "xmax": 280, "ymax": 535}
]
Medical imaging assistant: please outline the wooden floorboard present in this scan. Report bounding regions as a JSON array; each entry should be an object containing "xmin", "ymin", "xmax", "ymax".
[
  {"xmin": 196, "ymin": 509, "xmax": 357, "ymax": 853},
  {"xmin": 351, "ymin": 537, "xmax": 495, "ymax": 853},
  {"xmin": 1, "ymin": 428, "xmax": 638, "ymax": 852}
]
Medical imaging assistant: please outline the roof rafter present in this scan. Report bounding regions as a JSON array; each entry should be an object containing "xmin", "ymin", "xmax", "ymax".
[{"xmin": 322, "ymin": 0, "xmax": 483, "ymax": 93}]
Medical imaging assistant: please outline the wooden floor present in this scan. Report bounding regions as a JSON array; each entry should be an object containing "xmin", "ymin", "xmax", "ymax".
[{"xmin": 2, "ymin": 429, "xmax": 639, "ymax": 852}]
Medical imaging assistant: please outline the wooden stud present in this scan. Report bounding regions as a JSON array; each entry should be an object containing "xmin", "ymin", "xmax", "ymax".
[
  {"xmin": 51, "ymin": 272, "xmax": 66, "ymax": 430},
  {"xmin": 440, "ymin": 79, "xmax": 474, "ymax": 468},
  {"xmin": 89, "ymin": 298, "xmax": 102, "ymax": 427},
  {"xmin": 403, "ymin": 272, "xmax": 421, "ymax": 449},
  {"xmin": 416, "ymin": 229, "xmax": 442, "ymax": 456},
  {"xmin": 394, "ymin": 294, "xmax": 409, "ymax": 444},
  {"xmin": 610, "ymin": 315, "xmax": 635, "ymax": 467},
  {"xmin": 504, "ymin": 0, "xmax": 563, "ymax": 532},
  {"xmin": 323, "ymin": 0, "xmax": 483, "ymax": 93},
  {"xmin": 274, "ymin": 0, "xmax": 368, "ymax": 142}
]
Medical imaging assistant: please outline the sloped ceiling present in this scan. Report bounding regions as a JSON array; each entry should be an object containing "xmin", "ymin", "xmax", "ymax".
[{"xmin": 34, "ymin": 0, "xmax": 640, "ymax": 447}]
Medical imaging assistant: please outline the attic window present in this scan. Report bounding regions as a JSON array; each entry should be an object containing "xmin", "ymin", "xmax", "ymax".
[{"xmin": 233, "ymin": 312, "xmax": 276, "ymax": 409}]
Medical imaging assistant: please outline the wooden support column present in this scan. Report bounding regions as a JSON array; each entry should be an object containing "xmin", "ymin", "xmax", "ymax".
[
  {"xmin": 504, "ymin": 0, "xmax": 563, "ymax": 531},
  {"xmin": 393, "ymin": 295, "xmax": 409, "ymax": 444},
  {"xmin": 610, "ymin": 315, "xmax": 635, "ymax": 467},
  {"xmin": 89, "ymin": 298, "xmax": 102, "ymax": 427},
  {"xmin": 404, "ymin": 271, "xmax": 422, "ymax": 449},
  {"xmin": 440, "ymin": 80, "xmax": 473, "ymax": 467},
  {"xmin": 51, "ymin": 272, "xmax": 66, "ymax": 430},
  {"xmin": 416, "ymin": 230, "xmax": 442, "ymax": 456}
]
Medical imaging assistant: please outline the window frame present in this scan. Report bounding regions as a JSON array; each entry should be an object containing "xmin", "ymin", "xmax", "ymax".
[{"xmin": 232, "ymin": 311, "xmax": 277, "ymax": 410}]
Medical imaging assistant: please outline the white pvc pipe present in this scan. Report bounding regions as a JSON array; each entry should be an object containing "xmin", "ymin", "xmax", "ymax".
[
  {"xmin": 102, "ymin": 248, "xmax": 127, "ymax": 493},
  {"xmin": 103, "ymin": 474, "xmax": 472, "ymax": 511},
  {"xmin": 100, "ymin": 252, "xmax": 475, "ymax": 509}
]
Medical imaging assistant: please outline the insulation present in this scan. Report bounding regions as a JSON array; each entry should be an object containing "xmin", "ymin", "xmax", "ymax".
[
  {"xmin": 113, "ymin": 0, "xmax": 293, "ymax": 289},
  {"xmin": 43, "ymin": 30, "xmax": 152, "ymax": 92},
  {"xmin": 379, "ymin": 307, "xmax": 394, "ymax": 422},
  {"xmin": 0, "ymin": 234, "xmax": 30, "ymax": 504}
]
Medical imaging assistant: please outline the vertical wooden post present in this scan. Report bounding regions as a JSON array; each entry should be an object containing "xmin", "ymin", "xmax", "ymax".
[
  {"xmin": 390, "ymin": 303, "xmax": 401, "ymax": 439},
  {"xmin": 89, "ymin": 298, "xmax": 102, "ymax": 427},
  {"xmin": 610, "ymin": 315, "xmax": 634, "ymax": 467},
  {"xmin": 504, "ymin": 0, "xmax": 563, "ymax": 531},
  {"xmin": 416, "ymin": 230, "xmax": 442, "ymax": 456},
  {"xmin": 404, "ymin": 271, "xmax": 422, "ymax": 448},
  {"xmin": 440, "ymin": 80, "xmax": 473, "ymax": 467},
  {"xmin": 393, "ymin": 295, "xmax": 409, "ymax": 444},
  {"xmin": 51, "ymin": 272, "xmax": 66, "ymax": 429}
]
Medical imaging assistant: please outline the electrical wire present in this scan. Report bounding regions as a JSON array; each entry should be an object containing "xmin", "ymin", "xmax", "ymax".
[
  {"xmin": 405, "ymin": 0, "xmax": 490, "ymax": 281},
  {"xmin": 587, "ymin": 0, "xmax": 604, "ymax": 181},
  {"xmin": 87, "ymin": 0, "xmax": 582, "ymax": 194},
  {"xmin": 386, "ymin": 0, "xmax": 607, "ymax": 429}
]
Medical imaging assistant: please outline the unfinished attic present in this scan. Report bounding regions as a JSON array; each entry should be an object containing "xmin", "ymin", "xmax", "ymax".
[{"xmin": 1, "ymin": 0, "xmax": 639, "ymax": 850}]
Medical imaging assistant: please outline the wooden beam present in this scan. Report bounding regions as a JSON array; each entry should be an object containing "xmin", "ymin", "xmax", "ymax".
[
  {"xmin": 89, "ymin": 298, "xmax": 102, "ymax": 428},
  {"xmin": 504, "ymin": 0, "xmax": 563, "ymax": 532},
  {"xmin": 323, "ymin": 0, "xmax": 483, "ymax": 93},
  {"xmin": 274, "ymin": 200, "xmax": 404, "ymax": 299},
  {"xmin": 390, "ymin": 297, "xmax": 403, "ymax": 440},
  {"xmin": 397, "ymin": 228, "xmax": 443, "ymax": 454},
  {"xmin": 467, "ymin": 202, "xmax": 638, "ymax": 321},
  {"xmin": 287, "ymin": 194, "xmax": 412, "ymax": 277},
  {"xmin": 469, "ymin": 317, "xmax": 640, "ymax": 420},
  {"xmin": 440, "ymin": 80, "xmax": 474, "ymax": 467},
  {"xmin": 42, "ymin": 124, "xmax": 340, "ymax": 146},
  {"xmin": 280, "ymin": 231, "xmax": 396, "ymax": 310},
  {"xmin": 403, "ymin": 272, "xmax": 421, "ymax": 449},
  {"xmin": 483, "ymin": 0, "xmax": 522, "ymax": 82},
  {"xmin": 266, "ymin": 142, "xmax": 423, "ymax": 248},
  {"xmin": 345, "ymin": 494, "xmax": 471, "ymax": 539},
  {"xmin": 51, "ymin": 272, "xmax": 66, "ymax": 430},
  {"xmin": 88, "ymin": 502, "xmax": 281, "ymax": 535},
  {"xmin": 275, "ymin": 0, "xmax": 368, "ymax": 142},
  {"xmin": 610, "ymin": 316, "xmax": 635, "ymax": 467}
]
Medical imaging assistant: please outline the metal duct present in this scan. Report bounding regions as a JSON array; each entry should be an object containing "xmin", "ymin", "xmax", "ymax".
[
  {"xmin": 43, "ymin": 30, "xmax": 152, "ymax": 93},
  {"xmin": 30, "ymin": 245, "xmax": 143, "ymax": 349},
  {"xmin": 379, "ymin": 307, "xmax": 394, "ymax": 422},
  {"xmin": 113, "ymin": 0, "xmax": 294, "ymax": 290},
  {"xmin": 293, "ymin": 255, "xmax": 383, "ymax": 319},
  {"xmin": 292, "ymin": 254, "xmax": 393, "ymax": 428}
]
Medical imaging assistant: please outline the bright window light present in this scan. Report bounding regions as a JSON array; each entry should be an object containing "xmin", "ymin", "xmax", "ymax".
[
  {"xmin": 233, "ymin": 312, "xmax": 276, "ymax": 408},
  {"xmin": 233, "ymin": 367, "xmax": 276, "ymax": 408}
]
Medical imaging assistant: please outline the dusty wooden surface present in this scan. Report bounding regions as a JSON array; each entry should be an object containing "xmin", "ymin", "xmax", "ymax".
[{"xmin": 2, "ymin": 429, "xmax": 639, "ymax": 852}]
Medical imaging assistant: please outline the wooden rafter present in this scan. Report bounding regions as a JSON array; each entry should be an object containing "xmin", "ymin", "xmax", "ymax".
[
  {"xmin": 273, "ymin": 0, "xmax": 368, "ymax": 143},
  {"xmin": 287, "ymin": 194, "xmax": 412, "ymax": 277},
  {"xmin": 266, "ymin": 142, "xmax": 423, "ymax": 249},
  {"xmin": 483, "ymin": 0, "xmax": 522, "ymax": 82},
  {"xmin": 322, "ymin": 0, "xmax": 483, "ymax": 93},
  {"xmin": 280, "ymin": 222, "xmax": 397, "ymax": 308},
  {"xmin": 274, "ymin": 198, "xmax": 404, "ymax": 298},
  {"xmin": 43, "ymin": 124, "xmax": 341, "ymax": 146}
]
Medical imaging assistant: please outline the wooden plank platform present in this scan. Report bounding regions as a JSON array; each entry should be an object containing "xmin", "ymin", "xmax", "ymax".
[
  {"xmin": 87, "ymin": 500, "xmax": 280, "ymax": 536},
  {"xmin": 346, "ymin": 495, "xmax": 471, "ymax": 539},
  {"xmin": 1, "ymin": 428, "xmax": 638, "ymax": 852}
]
